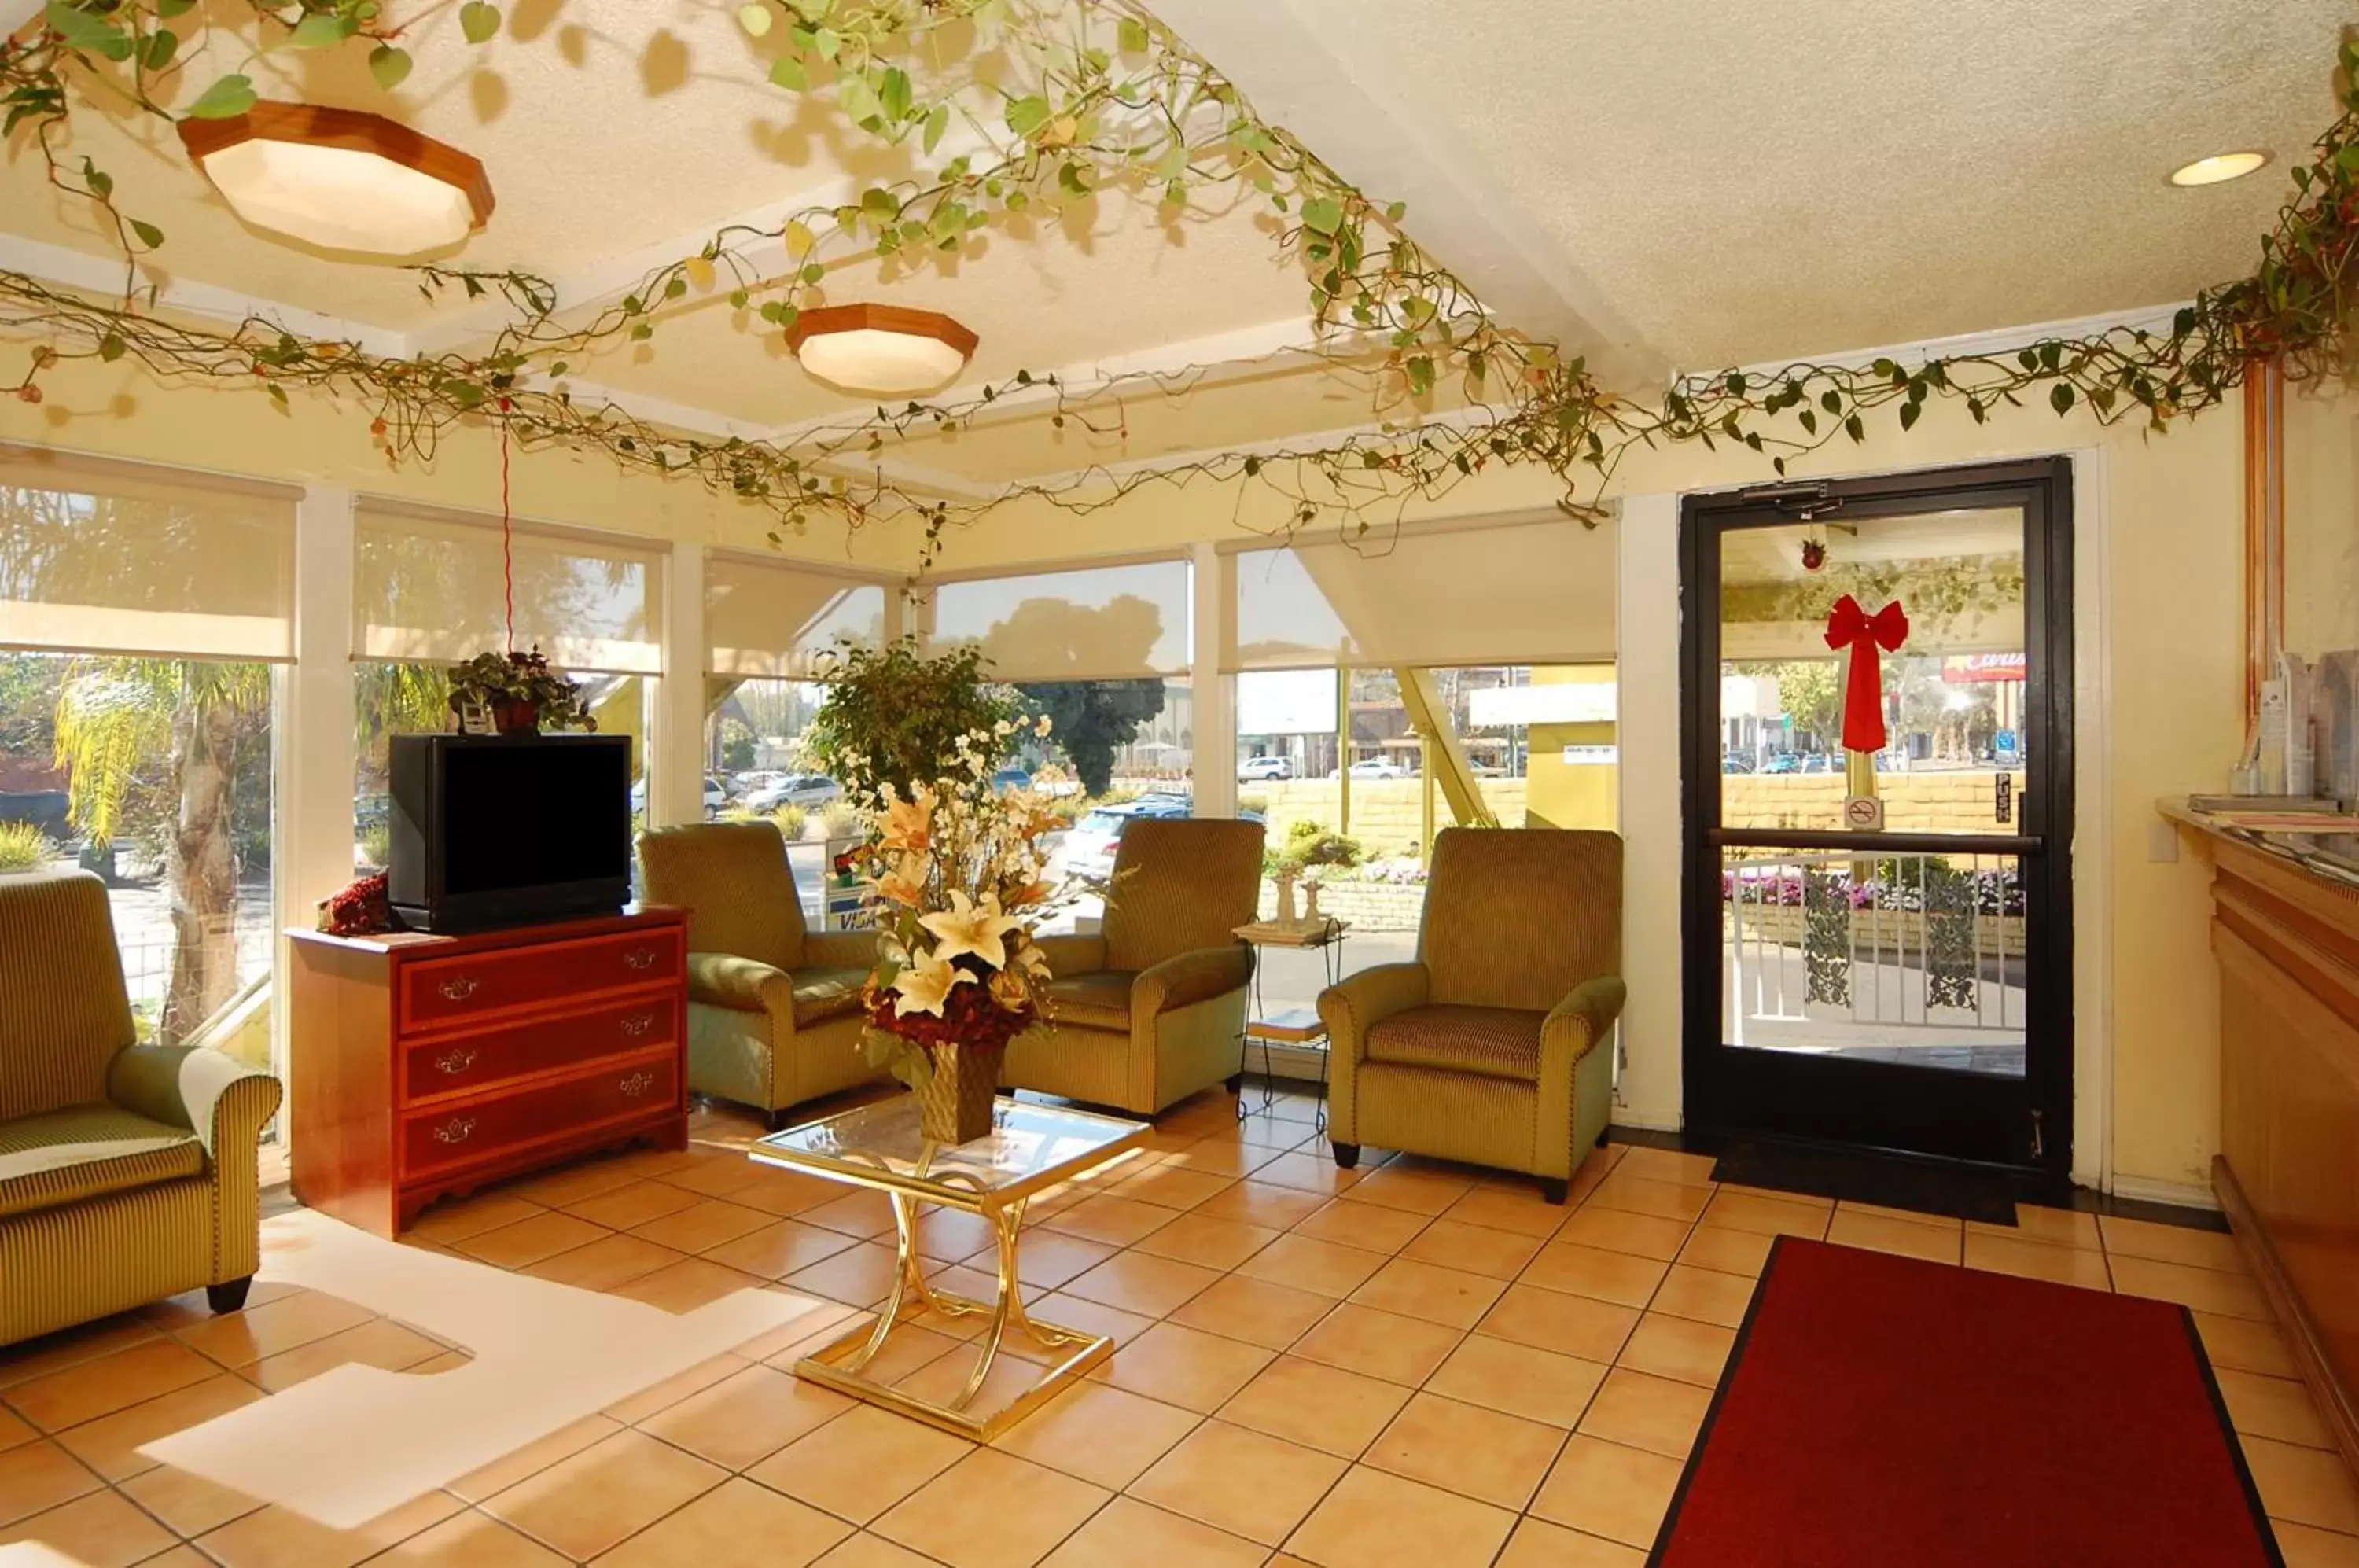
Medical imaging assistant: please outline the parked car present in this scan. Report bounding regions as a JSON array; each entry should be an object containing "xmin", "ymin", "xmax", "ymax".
[
  {"xmin": 1238, "ymin": 755, "xmax": 1294, "ymax": 782},
  {"xmin": 728, "ymin": 770, "xmax": 789, "ymax": 801},
  {"xmin": 1327, "ymin": 758, "xmax": 1408, "ymax": 781},
  {"xmin": 1720, "ymin": 751, "xmax": 1754, "ymax": 774},
  {"xmin": 992, "ymin": 767, "xmax": 1035, "ymax": 794},
  {"xmin": 745, "ymin": 772, "xmax": 841, "ymax": 812},
  {"xmin": 1054, "ymin": 795, "xmax": 1262, "ymax": 885},
  {"xmin": 631, "ymin": 776, "xmax": 727, "ymax": 813},
  {"xmin": 1762, "ymin": 753, "xmax": 1804, "ymax": 774}
]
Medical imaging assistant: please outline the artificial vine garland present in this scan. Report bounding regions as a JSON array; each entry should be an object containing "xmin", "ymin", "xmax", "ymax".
[{"xmin": 5, "ymin": 2, "xmax": 2358, "ymax": 558}]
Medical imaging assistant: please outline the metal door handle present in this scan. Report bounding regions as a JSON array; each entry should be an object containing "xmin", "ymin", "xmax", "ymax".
[
  {"xmin": 620, "ymin": 1014, "xmax": 655, "ymax": 1039},
  {"xmin": 432, "ymin": 1117, "xmax": 476, "ymax": 1145},
  {"xmin": 618, "ymin": 1072, "xmax": 656, "ymax": 1098},
  {"xmin": 624, "ymin": 948, "xmax": 658, "ymax": 971},
  {"xmin": 438, "ymin": 975, "xmax": 480, "ymax": 1001},
  {"xmin": 434, "ymin": 1048, "xmax": 477, "ymax": 1076}
]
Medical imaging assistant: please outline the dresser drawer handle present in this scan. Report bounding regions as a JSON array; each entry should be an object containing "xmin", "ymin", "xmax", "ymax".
[
  {"xmin": 617, "ymin": 1072, "xmax": 657, "ymax": 1099},
  {"xmin": 432, "ymin": 1117, "xmax": 476, "ymax": 1145},
  {"xmin": 434, "ymin": 1048, "xmax": 478, "ymax": 1077},
  {"xmin": 437, "ymin": 975, "xmax": 481, "ymax": 1002},
  {"xmin": 620, "ymin": 1013, "xmax": 656, "ymax": 1039},
  {"xmin": 623, "ymin": 948, "xmax": 659, "ymax": 972}
]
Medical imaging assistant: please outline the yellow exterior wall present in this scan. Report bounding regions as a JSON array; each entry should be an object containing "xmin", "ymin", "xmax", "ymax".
[{"xmin": 1525, "ymin": 664, "xmax": 1618, "ymax": 830}]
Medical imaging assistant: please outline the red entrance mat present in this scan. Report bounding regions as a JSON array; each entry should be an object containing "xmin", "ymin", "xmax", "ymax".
[{"xmin": 1651, "ymin": 1237, "xmax": 2283, "ymax": 1568}]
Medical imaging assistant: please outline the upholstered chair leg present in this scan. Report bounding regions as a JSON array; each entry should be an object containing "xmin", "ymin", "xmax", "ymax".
[
  {"xmin": 207, "ymin": 1277, "xmax": 254, "ymax": 1313},
  {"xmin": 1331, "ymin": 1141, "xmax": 1360, "ymax": 1169},
  {"xmin": 1540, "ymin": 1178, "xmax": 1569, "ymax": 1205}
]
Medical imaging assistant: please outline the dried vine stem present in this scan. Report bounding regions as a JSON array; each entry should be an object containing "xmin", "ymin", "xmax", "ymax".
[{"xmin": 6, "ymin": 3, "xmax": 2359, "ymax": 555}]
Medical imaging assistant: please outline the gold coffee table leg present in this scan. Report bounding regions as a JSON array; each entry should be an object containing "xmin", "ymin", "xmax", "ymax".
[{"xmin": 793, "ymin": 1194, "xmax": 1119, "ymax": 1440}]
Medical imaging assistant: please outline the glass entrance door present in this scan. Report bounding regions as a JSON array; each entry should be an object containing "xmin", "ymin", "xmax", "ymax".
[{"xmin": 1680, "ymin": 459, "xmax": 2074, "ymax": 1176}]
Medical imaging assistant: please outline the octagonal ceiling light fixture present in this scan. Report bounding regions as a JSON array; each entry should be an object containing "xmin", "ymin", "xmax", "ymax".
[
  {"xmin": 2167, "ymin": 149, "xmax": 2270, "ymax": 188},
  {"xmin": 785, "ymin": 304, "xmax": 979, "ymax": 396},
  {"xmin": 175, "ymin": 102, "xmax": 493, "ymax": 259}
]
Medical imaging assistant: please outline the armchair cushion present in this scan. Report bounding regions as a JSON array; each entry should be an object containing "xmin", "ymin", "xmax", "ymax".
[
  {"xmin": 788, "ymin": 967, "xmax": 870, "ymax": 1029},
  {"xmin": 688, "ymin": 954, "xmax": 870, "ymax": 1030},
  {"xmin": 1135, "ymin": 945, "xmax": 1253, "ymax": 1019},
  {"xmin": 1046, "ymin": 970, "xmax": 1138, "ymax": 1031},
  {"xmin": 1366, "ymin": 1004, "xmax": 1545, "ymax": 1083},
  {"xmin": 0, "ymin": 1104, "xmax": 204, "ymax": 1220}
]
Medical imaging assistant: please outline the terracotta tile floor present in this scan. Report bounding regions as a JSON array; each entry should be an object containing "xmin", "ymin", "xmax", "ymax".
[{"xmin": 2, "ymin": 1088, "xmax": 2350, "ymax": 1566}]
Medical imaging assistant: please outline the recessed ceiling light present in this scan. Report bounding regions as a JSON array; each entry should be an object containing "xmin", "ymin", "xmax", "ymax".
[
  {"xmin": 786, "ymin": 304, "xmax": 979, "ymax": 396},
  {"xmin": 176, "ymin": 102, "xmax": 493, "ymax": 259},
  {"xmin": 2167, "ymin": 150, "xmax": 2270, "ymax": 188}
]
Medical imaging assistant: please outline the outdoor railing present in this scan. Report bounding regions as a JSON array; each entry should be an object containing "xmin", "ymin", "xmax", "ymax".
[{"xmin": 1721, "ymin": 848, "xmax": 2026, "ymax": 1039}]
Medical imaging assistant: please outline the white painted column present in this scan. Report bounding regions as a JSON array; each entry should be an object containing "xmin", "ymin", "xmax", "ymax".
[
  {"xmin": 1614, "ymin": 491, "xmax": 1684, "ymax": 1130},
  {"xmin": 653, "ymin": 542, "xmax": 708, "ymax": 826},
  {"xmin": 276, "ymin": 484, "xmax": 357, "ymax": 1085},
  {"xmin": 1191, "ymin": 543, "xmax": 1237, "ymax": 818}
]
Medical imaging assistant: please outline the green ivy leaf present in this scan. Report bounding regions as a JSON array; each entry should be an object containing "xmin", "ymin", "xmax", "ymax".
[
  {"xmin": 1117, "ymin": 17, "xmax": 1149, "ymax": 52},
  {"xmin": 1005, "ymin": 94, "xmax": 1051, "ymax": 138},
  {"xmin": 460, "ymin": 2, "xmax": 502, "ymax": 45},
  {"xmin": 2050, "ymin": 382, "xmax": 2076, "ymax": 414},
  {"xmin": 129, "ymin": 219, "xmax": 164, "ymax": 249},
  {"xmin": 142, "ymin": 28, "xmax": 178, "ymax": 71},
  {"xmin": 156, "ymin": 0, "xmax": 196, "ymax": 14},
  {"xmin": 878, "ymin": 67, "xmax": 912, "ymax": 123},
  {"xmin": 46, "ymin": 2, "xmax": 132, "ymax": 61},
  {"xmin": 1300, "ymin": 196, "xmax": 1344, "ymax": 235},
  {"xmin": 769, "ymin": 55, "xmax": 808, "ymax": 91},
  {"xmin": 81, "ymin": 158, "xmax": 111, "ymax": 200},
  {"xmin": 98, "ymin": 333, "xmax": 124, "ymax": 361},
  {"xmin": 838, "ymin": 73, "xmax": 881, "ymax": 126},
  {"xmin": 184, "ymin": 74, "xmax": 257, "ymax": 120},
  {"xmin": 286, "ymin": 12, "xmax": 354, "ymax": 48},
  {"xmin": 368, "ymin": 44, "xmax": 413, "ymax": 90},
  {"xmin": 737, "ymin": 2, "xmax": 773, "ymax": 37},
  {"xmin": 922, "ymin": 101, "xmax": 949, "ymax": 153}
]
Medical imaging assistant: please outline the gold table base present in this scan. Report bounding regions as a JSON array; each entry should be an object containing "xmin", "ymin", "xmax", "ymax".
[{"xmin": 793, "ymin": 1189, "xmax": 1105, "ymax": 1441}]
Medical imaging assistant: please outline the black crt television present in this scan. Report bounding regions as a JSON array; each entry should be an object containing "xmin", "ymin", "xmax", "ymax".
[{"xmin": 388, "ymin": 733, "xmax": 634, "ymax": 932}]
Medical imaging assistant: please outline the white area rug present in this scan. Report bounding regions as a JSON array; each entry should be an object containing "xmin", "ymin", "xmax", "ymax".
[{"xmin": 138, "ymin": 1209, "xmax": 819, "ymax": 1529}]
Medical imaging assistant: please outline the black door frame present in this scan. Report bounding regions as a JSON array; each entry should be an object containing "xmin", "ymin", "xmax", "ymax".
[{"xmin": 1677, "ymin": 457, "xmax": 2075, "ymax": 1183}]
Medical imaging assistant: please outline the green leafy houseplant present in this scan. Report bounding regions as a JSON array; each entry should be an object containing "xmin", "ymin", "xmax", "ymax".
[
  {"xmin": 447, "ymin": 649, "xmax": 595, "ymax": 734},
  {"xmin": 804, "ymin": 639, "xmax": 1021, "ymax": 799}
]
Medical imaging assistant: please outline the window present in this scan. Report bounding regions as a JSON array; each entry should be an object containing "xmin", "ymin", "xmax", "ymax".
[{"xmin": 0, "ymin": 447, "xmax": 291, "ymax": 1060}]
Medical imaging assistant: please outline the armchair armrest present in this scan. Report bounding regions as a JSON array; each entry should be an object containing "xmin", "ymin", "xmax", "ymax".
[
  {"xmin": 686, "ymin": 952, "xmax": 797, "ymax": 1016},
  {"xmin": 1543, "ymin": 975, "xmax": 1627, "ymax": 1064},
  {"xmin": 1317, "ymin": 963, "xmax": 1430, "ymax": 1064},
  {"xmin": 801, "ymin": 929, "xmax": 881, "ymax": 970},
  {"xmin": 1134, "ymin": 944, "xmax": 1253, "ymax": 1019},
  {"xmin": 1031, "ymin": 933, "xmax": 1108, "ymax": 977},
  {"xmin": 108, "ymin": 1044, "xmax": 282, "ymax": 1161}
]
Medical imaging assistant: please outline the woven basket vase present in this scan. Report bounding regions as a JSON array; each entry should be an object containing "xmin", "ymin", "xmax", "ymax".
[{"xmin": 918, "ymin": 1038, "xmax": 1005, "ymax": 1145}]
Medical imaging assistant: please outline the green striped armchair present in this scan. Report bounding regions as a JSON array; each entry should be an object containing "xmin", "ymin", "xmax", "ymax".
[
  {"xmin": 1, "ymin": 871, "xmax": 284, "ymax": 1347},
  {"xmin": 1319, "ymin": 827, "xmax": 1625, "ymax": 1202},
  {"xmin": 1007, "ymin": 818, "xmax": 1266, "ymax": 1116}
]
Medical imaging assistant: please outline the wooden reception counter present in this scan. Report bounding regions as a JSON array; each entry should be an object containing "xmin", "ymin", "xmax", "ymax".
[{"xmin": 2165, "ymin": 799, "xmax": 2359, "ymax": 1479}]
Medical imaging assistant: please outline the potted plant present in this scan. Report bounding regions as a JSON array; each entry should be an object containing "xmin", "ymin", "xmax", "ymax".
[
  {"xmin": 804, "ymin": 637, "xmax": 1021, "ymax": 798},
  {"xmin": 447, "ymin": 648, "xmax": 596, "ymax": 734},
  {"xmin": 852, "ymin": 716, "xmax": 1063, "ymax": 1144}
]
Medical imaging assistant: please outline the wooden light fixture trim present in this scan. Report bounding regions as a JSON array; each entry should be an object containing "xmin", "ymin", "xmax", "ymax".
[
  {"xmin": 782, "ymin": 303, "xmax": 979, "ymax": 359},
  {"xmin": 175, "ymin": 101, "xmax": 495, "ymax": 230}
]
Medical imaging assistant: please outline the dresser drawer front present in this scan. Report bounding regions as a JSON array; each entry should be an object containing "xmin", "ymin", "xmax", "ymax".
[
  {"xmin": 402, "ymin": 996, "xmax": 675, "ymax": 1102},
  {"xmin": 400, "ymin": 929, "xmax": 683, "ymax": 1032},
  {"xmin": 402, "ymin": 1053, "xmax": 679, "ymax": 1176}
]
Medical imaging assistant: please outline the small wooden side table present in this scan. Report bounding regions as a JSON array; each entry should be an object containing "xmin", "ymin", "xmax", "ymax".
[{"xmin": 1233, "ymin": 918, "xmax": 1349, "ymax": 1129}]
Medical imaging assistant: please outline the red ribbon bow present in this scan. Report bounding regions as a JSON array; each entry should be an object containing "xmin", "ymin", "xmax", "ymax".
[{"xmin": 1823, "ymin": 594, "xmax": 1908, "ymax": 753}]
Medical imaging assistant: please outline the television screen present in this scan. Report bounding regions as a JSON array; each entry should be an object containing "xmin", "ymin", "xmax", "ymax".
[{"xmin": 440, "ymin": 739, "xmax": 632, "ymax": 896}]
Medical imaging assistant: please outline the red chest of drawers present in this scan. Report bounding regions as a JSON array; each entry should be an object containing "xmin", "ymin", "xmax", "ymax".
[{"xmin": 288, "ymin": 909, "xmax": 690, "ymax": 1235}]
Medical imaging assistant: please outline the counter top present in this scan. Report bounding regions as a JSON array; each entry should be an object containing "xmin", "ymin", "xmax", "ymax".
[{"xmin": 2158, "ymin": 797, "xmax": 2359, "ymax": 889}]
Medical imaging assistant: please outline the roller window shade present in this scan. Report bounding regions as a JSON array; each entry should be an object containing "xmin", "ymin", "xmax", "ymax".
[
  {"xmin": 354, "ymin": 505, "xmax": 664, "ymax": 675},
  {"xmin": 1225, "ymin": 517, "xmax": 1618, "ymax": 671},
  {"xmin": 926, "ymin": 558, "xmax": 1191, "ymax": 681},
  {"xmin": 0, "ymin": 445, "xmax": 298, "ymax": 662},
  {"xmin": 706, "ymin": 555, "xmax": 889, "ymax": 678}
]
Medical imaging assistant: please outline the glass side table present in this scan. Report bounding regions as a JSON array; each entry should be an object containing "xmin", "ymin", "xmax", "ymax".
[
  {"xmin": 1234, "ymin": 917, "xmax": 1349, "ymax": 1130},
  {"xmin": 750, "ymin": 1095, "xmax": 1148, "ymax": 1439}
]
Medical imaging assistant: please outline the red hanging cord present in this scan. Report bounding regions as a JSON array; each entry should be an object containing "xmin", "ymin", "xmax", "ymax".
[{"xmin": 498, "ymin": 399, "xmax": 515, "ymax": 657}]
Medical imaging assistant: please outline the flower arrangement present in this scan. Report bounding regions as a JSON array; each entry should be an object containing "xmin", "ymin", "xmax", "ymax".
[
  {"xmin": 447, "ymin": 649, "xmax": 596, "ymax": 734},
  {"xmin": 849, "ymin": 714, "xmax": 1064, "ymax": 1142}
]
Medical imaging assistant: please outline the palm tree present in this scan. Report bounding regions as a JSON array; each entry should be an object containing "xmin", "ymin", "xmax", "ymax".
[{"xmin": 54, "ymin": 661, "xmax": 269, "ymax": 1041}]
